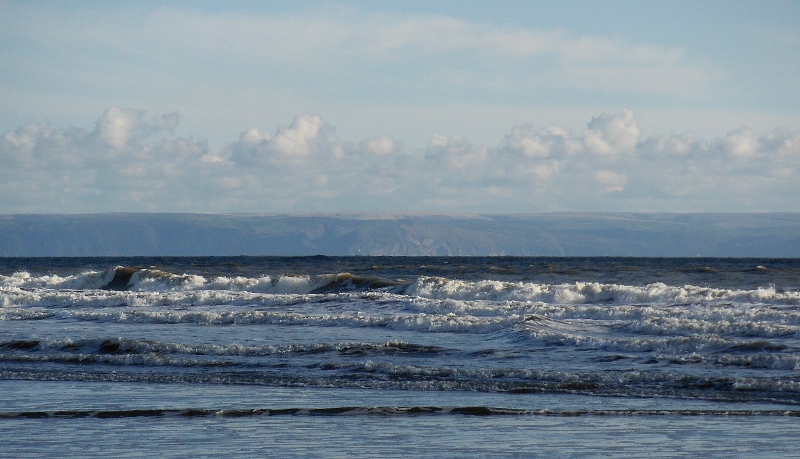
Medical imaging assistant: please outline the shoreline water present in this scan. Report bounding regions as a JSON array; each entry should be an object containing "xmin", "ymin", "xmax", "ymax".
[{"xmin": 3, "ymin": 382, "xmax": 800, "ymax": 458}]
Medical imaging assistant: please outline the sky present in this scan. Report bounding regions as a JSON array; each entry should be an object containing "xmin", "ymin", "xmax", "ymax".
[{"xmin": 1, "ymin": 0, "xmax": 799, "ymax": 214}]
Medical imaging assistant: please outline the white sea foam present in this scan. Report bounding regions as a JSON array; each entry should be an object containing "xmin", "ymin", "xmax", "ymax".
[
  {"xmin": 132, "ymin": 271, "xmax": 340, "ymax": 294},
  {"xmin": 4, "ymin": 275, "xmax": 800, "ymax": 342},
  {"xmin": 619, "ymin": 316, "xmax": 799, "ymax": 338},
  {"xmin": 4, "ymin": 270, "xmax": 799, "ymax": 306},
  {"xmin": 0, "ymin": 269, "xmax": 342, "ymax": 295},
  {"xmin": 0, "ymin": 285, "xmax": 320, "ymax": 311},
  {"xmin": 87, "ymin": 309, "xmax": 518, "ymax": 333},
  {"xmin": 406, "ymin": 277, "xmax": 800, "ymax": 306},
  {"xmin": 0, "ymin": 269, "xmax": 116, "ymax": 290}
]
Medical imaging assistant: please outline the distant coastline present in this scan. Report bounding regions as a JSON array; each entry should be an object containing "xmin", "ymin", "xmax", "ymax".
[{"xmin": 1, "ymin": 212, "xmax": 799, "ymax": 257}]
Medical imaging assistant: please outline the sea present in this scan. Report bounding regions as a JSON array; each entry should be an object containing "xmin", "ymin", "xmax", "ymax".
[{"xmin": 2, "ymin": 256, "xmax": 800, "ymax": 458}]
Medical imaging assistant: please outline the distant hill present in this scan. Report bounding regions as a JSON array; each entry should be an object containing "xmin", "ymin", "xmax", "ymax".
[{"xmin": 1, "ymin": 213, "xmax": 799, "ymax": 257}]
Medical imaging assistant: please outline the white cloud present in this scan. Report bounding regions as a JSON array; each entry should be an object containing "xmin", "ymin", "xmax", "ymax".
[
  {"xmin": 94, "ymin": 107, "xmax": 144, "ymax": 151},
  {"xmin": 1, "ymin": 2, "xmax": 746, "ymax": 158},
  {"xmin": 358, "ymin": 135, "xmax": 399, "ymax": 156},
  {"xmin": 91, "ymin": 107, "xmax": 181, "ymax": 152},
  {"xmin": 594, "ymin": 170, "xmax": 628, "ymax": 193},
  {"xmin": 267, "ymin": 114, "xmax": 327, "ymax": 158},
  {"xmin": 229, "ymin": 114, "xmax": 334, "ymax": 166},
  {"xmin": 500, "ymin": 125, "xmax": 582, "ymax": 159},
  {"xmin": 1, "ymin": 121, "xmax": 77, "ymax": 167},
  {"xmin": 2, "ymin": 107, "xmax": 799, "ymax": 213},
  {"xmin": 0, "ymin": 107, "xmax": 210, "ymax": 212},
  {"xmin": 779, "ymin": 136, "xmax": 800, "ymax": 158},
  {"xmin": 718, "ymin": 128, "xmax": 761, "ymax": 160},
  {"xmin": 763, "ymin": 129, "xmax": 800, "ymax": 159},
  {"xmin": 637, "ymin": 133, "xmax": 704, "ymax": 158},
  {"xmin": 2, "ymin": 122, "xmax": 43, "ymax": 156},
  {"xmin": 507, "ymin": 160, "xmax": 562, "ymax": 183},
  {"xmin": 425, "ymin": 134, "xmax": 488, "ymax": 170},
  {"xmin": 583, "ymin": 109, "xmax": 641, "ymax": 155}
]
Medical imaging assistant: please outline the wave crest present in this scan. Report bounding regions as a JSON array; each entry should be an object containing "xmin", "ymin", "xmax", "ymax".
[
  {"xmin": 405, "ymin": 277, "xmax": 800, "ymax": 305},
  {"xmin": 0, "ymin": 268, "xmax": 401, "ymax": 295}
]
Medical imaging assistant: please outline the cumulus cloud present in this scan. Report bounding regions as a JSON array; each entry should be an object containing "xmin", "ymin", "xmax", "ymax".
[
  {"xmin": 0, "ymin": 107, "xmax": 210, "ymax": 212},
  {"xmin": 93, "ymin": 107, "xmax": 180, "ymax": 152},
  {"xmin": 583, "ymin": 109, "xmax": 641, "ymax": 155},
  {"xmin": 637, "ymin": 133, "xmax": 704, "ymax": 159},
  {"xmin": 357, "ymin": 135, "xmax": 399, "ymax": 156},
  {"xmin": 266, "ymin": 114, "xmax": 327, "ymax": 158},
  {"xmin": 777, "ymin": 132, "xmax": 800, "ymax": 158},
  {"xmin": 718, "ymin": 127, "xmax": 761, "ymax": 160},
  {"xmin": 500, "ymin": 125, "xmax": 581, "ymax": 159},
  {"xmin": 1, "ymin": 121, "xmax": 85, "ymax": 167},
  {"xmin": 1, "ymin": 107, "xmax": 799, "ymax": 213},
  {"xmin": 425, "ymin": 134, "xmax": 487, "ymax": 170},
  {"xmin": 229, "ymin": 114, "xmax": 334, "ymax": 166},
  {"xmin": 94, "ymin": 107, "xmax": 144, "ymax": 150}
]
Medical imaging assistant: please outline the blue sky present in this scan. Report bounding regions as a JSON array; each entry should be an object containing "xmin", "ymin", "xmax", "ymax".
[{"xmin": 1, "ymin": 0, "xmax": 799, "ymax": 213}]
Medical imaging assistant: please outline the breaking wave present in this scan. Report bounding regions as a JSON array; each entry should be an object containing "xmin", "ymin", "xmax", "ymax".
[
  {"xmin": 0, "ymin": 267, "xmax": 401, "ymax": 295},
  {"xmin": 406, "ymin": 276, "xmax": 800, "ymax": 305},
  {"xmin": 3, "ymin": 258, "xmax": 800, "ymax": 407},
  {"xmin": 3, "ymin": 268, "xmax": 798, "ymax": 306}
]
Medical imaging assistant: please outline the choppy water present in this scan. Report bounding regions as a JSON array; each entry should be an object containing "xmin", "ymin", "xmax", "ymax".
[{"xmin": 2, "ymin": 256, "xmax": 800, "ymax": 457}]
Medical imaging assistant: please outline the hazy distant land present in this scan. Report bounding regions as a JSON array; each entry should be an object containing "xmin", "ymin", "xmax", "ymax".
[{"xmin": 1, "ymin": 213, "xmax": 799, "ymax": 257}]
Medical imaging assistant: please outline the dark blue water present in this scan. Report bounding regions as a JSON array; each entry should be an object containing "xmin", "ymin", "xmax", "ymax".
[{"xmin": 2, "ymin": 257, "xmax": 800, "ymax": 457}]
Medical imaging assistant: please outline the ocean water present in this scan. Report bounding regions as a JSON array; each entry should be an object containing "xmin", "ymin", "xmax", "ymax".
[{"xmin": 2, "ymin": 256, "xmax": 800, "ymax": 457}]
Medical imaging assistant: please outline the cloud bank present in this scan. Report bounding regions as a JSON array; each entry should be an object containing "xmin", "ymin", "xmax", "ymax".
[{"xmin": 2, "ymin": 108, "xmax": 799, "ymax": 213}]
